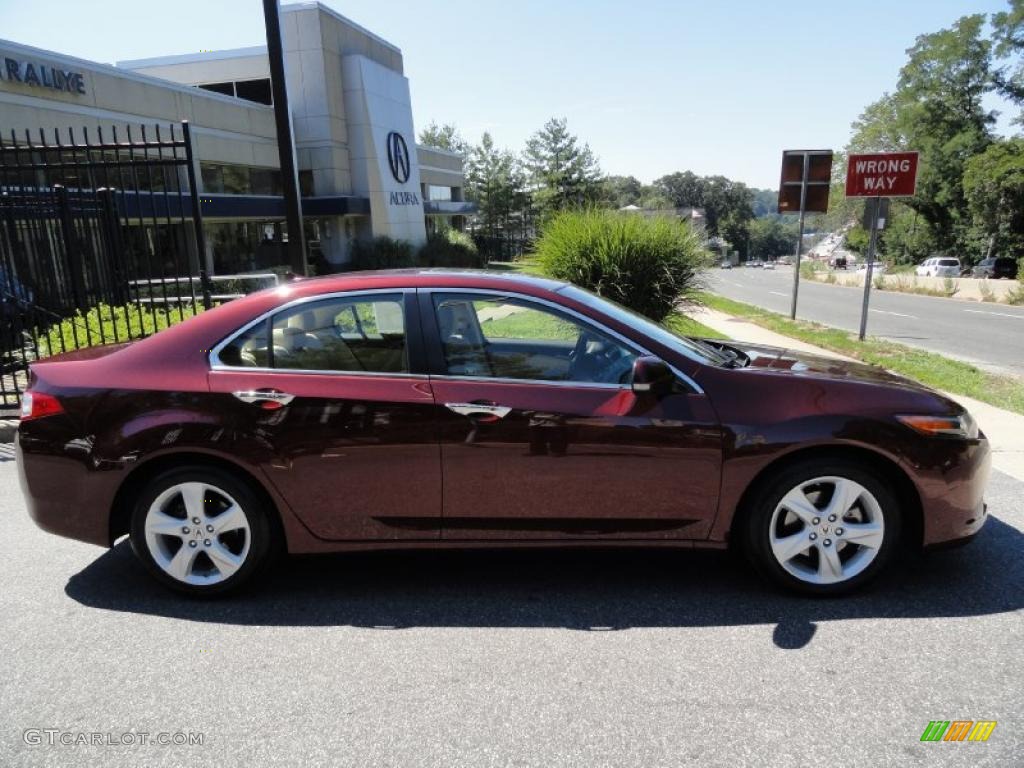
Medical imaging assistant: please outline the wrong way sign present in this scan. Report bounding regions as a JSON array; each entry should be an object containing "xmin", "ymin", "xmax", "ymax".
[{"xmin": 845, "ymin": 151, "xmax": 918, "ymax": 197}]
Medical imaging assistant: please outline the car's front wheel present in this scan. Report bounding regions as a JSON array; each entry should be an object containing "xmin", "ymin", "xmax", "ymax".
[
  {"xmin": 129, "ymin": 466, "xmax": 275, "ymax": 596},
  {"xmin": 742, "ymin": 459, "xmax": 901, "ymax": 596}
]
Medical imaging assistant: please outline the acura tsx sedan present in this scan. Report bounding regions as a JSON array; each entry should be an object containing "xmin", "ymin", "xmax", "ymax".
[{"xmin": 17, "ymin": 270, "xmax": 990, "ymax": 596}]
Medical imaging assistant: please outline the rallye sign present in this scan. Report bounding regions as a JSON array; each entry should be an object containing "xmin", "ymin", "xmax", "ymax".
[
  {"xmin": 845, "ymin": 151, "xmax": 918, "ymax": 197},
  {"xmin": 1, "ymin": 56, "xmax": 86, "ymax": 95}
]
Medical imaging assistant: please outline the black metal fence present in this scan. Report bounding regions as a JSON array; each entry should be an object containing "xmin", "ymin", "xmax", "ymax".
[{"xmin": 0, "ymin": 121, "xmax": 210, "ymax": 409}]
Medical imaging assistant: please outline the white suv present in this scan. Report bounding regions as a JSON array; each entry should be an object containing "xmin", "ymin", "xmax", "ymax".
[{"xmin": 916, "ymin": 257, "xmax": 961, "ymax": 278}]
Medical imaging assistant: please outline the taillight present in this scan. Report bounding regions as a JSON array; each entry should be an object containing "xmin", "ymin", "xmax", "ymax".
[{"xmin": 20, "ymin": 391, "xmax": 65, "ymax": 422}]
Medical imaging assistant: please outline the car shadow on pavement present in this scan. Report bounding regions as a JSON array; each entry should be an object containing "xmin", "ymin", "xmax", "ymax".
[{"xmin": 65, "ymin": 513, "xmax": 1024, "ymax": 650}]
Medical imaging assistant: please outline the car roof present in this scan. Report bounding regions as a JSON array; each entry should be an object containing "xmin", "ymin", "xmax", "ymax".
[{"xmin": 280, "ymin": 268, "xmax": 569, "ymax": 297}]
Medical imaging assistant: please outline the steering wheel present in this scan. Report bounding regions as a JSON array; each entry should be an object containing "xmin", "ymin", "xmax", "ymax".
[{"xmin": 569, "ymin": 331, "xmax": 635, "ymax": 384}]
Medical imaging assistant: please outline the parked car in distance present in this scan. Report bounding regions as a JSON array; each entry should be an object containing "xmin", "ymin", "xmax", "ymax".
[
  {"xmin": 971, "ymin": 257, "xmax": 1018, "ymax": 280},
  {"xmin": 762, "ymin": 261, "xmax": 775, "ymax": 270},
  {"xmin": 17, "ymin": 270, "xmax": 990, "ymax": 598},
  {"xmin": 777, "ymin": 257, "xmax": 793, "ymax": 266},
  {"xmin": 855, "ymin": 262, "xmax": 887, "ymax": 274},
  {"xmin": 916, "ymin": 257, "xmax": 961, "ymax": 278},
  {"xmin": 719, "ymin": 260, "xmax": 733, "ymax": 269},
  {"xmin": 828, "ymin": 256, "xmax": 848, "ymax": 270}
]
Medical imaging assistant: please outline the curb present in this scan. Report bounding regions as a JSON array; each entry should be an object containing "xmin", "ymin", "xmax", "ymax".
[{"xmin": 0, "ymin": 420, "xmax": 17, "ymax": 445}]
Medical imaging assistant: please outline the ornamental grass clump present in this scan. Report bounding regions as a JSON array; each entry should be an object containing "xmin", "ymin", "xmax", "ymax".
[{"xmin": 534, "ymin": 208, "xmax": 711, "ymax": 321}]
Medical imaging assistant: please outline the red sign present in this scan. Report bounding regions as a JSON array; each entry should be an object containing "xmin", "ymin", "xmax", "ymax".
[{"xmin": 845, "ymin": 152, "xmax": 919, "ymax": 197}]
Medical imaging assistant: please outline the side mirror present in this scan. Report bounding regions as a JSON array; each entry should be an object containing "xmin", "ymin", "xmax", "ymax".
[{"xmin": 631, "ymin": 355, "xmax": 675, "ymax": 397}]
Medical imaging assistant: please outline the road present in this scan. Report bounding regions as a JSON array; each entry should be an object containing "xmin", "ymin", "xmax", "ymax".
[
  {"xmin": 1, "ymin": 451, "xmax": 1022, "ymax": 767},
  {"xmin": 708, "ymin": 267, "xmax": 1024, "ymax": 377}
]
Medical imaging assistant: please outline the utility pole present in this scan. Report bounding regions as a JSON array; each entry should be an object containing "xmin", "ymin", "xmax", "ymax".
[{"xmin": 263, "ymin": 0, "xmax": 307, "ymax": 276}]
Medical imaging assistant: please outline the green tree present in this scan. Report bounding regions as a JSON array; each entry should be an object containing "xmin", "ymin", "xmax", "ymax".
[
  {"xmin": 653, "ymin": 172, "xmax": 753, "ymax": 242},
  {"xmin": 748, "ymin": 217, "xmax": 797, "ymax": 259},
  {"xmin": 466, "ymin": 132, "xmax": 529, "ymax": 237},
  {"xmin": 848, "ymin": 15, "xmax": 996, "ymax": 259},
  {"xmin": 963, "ymin": 138, "xmax": 1024, "ymax": 258},
  {"xmin": 523, "ymin": 118, "xmax": 604, "ymax": 217},
  {"xmin": 993, "ymin": 0, "xmax": 1024, "ymax": 124},
  {"xmin": 604, "ymin": 175, "xmax": 643, "ymax": 208},
  {"xmin": 417, "ymin": 121, "xmax": 469, "ymax": 155}
]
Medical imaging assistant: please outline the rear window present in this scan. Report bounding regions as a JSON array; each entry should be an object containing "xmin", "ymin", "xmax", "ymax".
[
  {"xmin": 938, "ymin": 259, "xmax": 959, "ymax": 267},
  {"xmin": 995, "ymin": 258, "xmax": 1015, "ymax": 267}
]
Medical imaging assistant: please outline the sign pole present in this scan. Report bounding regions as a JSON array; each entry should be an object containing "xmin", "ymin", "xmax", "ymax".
[
  {"xmin": 790, "ymin": 152, "xmax": 810, "ymax": 320},
  {"xmin": 858, "ymin": 197, "xmax": 881, "ymax": 341}
]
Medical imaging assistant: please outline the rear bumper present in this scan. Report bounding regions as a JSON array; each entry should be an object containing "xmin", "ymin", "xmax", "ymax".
[{"xmin": 16, "ymin": 428, "xmax": 118, "ymax": 548}]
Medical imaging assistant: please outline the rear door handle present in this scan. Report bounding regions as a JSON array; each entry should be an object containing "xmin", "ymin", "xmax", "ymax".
[
  {"xmin": 445, "ymin": 402, "xmax": 512, "ymax": 419},
  {"xmin": 233, "ymin": 389, "xmax": 295, "ymax": 406}
]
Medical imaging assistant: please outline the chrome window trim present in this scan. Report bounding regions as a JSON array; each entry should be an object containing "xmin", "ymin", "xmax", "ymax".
[
  {"xmin": 208, "ymin": 288, "xmax": 414, "ymax": 375},
  {"xmin": 425, "ymin": 287, "xmax": 705, "ymax": 395}
]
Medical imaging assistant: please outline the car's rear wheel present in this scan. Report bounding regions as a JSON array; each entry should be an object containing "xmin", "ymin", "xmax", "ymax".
[
  {"xmin": 743, "ymin": 459, "xmax": 901, "ymax": 596},
  {"xmin": 129, "ymin": 466, "xmax": 274, "ymax": 596}
]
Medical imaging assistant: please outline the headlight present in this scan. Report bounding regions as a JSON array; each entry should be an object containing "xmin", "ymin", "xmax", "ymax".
[{"xmin": 896, "ymin": 412, "xmax": 979, "ymax": 439}]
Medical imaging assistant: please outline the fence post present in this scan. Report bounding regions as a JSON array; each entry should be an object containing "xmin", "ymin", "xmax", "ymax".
[
  {"xmin": 54, "ymin": 185, "xmax": 87, "ymax": 312},
  {"xmin": 96, "ymin": 187, "xmax": 129, "ymax": 306},
  {"xmin": 180, "ymin": 121, "xmax": 213, "ymax": 309}
]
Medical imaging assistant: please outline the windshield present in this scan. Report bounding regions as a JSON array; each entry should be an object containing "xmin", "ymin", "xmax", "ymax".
[{"xmin": 557, "ymin": 285, "xmax": 732, "ymax": 366}]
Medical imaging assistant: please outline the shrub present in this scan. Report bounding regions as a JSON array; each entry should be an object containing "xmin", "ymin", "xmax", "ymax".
[
  {"xmin": 873, "ymin": 273, "xmax": 887, "ymax": 291},
  {"xmin": 942, "ymin": 277, "xmax": 959, "ymax": 297},
  {"xmin": 978, "ymin": 281, "xmax": 996, "ymax": 302},
  {"xmin": 799, "ymin": 261, "xmax": 821, "ymax": 280},
  {"xmin": 418, "ymin": 228, "xmax": 485, "ymax": 269},
  {"xmin": 1006, "ymin": 283, "xmax": 1024, "ymax": 306},
  {"xmin": 351, "ymin": 236, "xmax": 415, "ymax": 270},
  {"xmin": 41, "ymin": 302, "xmax": 203, "ymax": 356},
  {"xmin": 534, "ymin": 209, "xmax": 711, "ymax": 321}
]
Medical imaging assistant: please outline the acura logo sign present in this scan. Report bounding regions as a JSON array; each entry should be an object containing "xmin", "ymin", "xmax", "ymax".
[{"xmin": 386, "ymin": 131, "xmax": 411, "ymax": 184}]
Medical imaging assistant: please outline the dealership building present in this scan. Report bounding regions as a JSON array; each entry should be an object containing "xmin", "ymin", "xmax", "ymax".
[{"xmin": 0, "ymin": 1, "xmax": 473, "ymax": 274}]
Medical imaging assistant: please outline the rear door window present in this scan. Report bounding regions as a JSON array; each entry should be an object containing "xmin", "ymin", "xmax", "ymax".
[{"xmin": 217, "ymin": 293, "xmax": 408, "ymax": 373}]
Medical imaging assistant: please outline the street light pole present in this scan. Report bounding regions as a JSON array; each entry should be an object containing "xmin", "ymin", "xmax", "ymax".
[{"xmin": 262, "ymin": 0, "xmax": 307, "ymax": 276}]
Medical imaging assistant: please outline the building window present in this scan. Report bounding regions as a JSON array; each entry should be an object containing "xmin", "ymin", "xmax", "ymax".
[
  {"xmin": 234, "ymin": 78, "xmax": 273, "ymax": 105},
  {"xmin": 428, "ymin": 185, "xmax": 452, "ymax": 202},
  {"xmin": 200, "ymin": 163, "xmax": 282, "ymax": 196},
  {"xmin": 198, "ymin": 81, "xmax": 235, "ymax": 97},
  {"xmin": 299, "ymin": 170, "xmax": 314, "ymax": 197}
]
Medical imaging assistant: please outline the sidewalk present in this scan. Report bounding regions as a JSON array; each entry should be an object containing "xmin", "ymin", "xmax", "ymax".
[{"xmin": 692, "ymin": 307, "xmax": 1024, "ymax": 483}]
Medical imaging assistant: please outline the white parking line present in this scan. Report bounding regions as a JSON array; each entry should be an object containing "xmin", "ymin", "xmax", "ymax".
[
  {"xmin": 963, "ymin": 309, "xmax": 1024, "ymax": 320},
  {"xmin": 769, "ymin": 291, "xmax": 788, "ymax": 297},
  {"xmin": 870, "ymin": 309, "xmax": 917, "ymax": 318}
]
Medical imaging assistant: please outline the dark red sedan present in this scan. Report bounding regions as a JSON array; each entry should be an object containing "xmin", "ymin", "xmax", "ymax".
[{"xmin": 16, "ymin": 270, "xmax": 990, "ymax": 596}]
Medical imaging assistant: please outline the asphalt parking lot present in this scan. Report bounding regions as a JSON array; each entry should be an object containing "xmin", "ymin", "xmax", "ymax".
[{"xmin": 0, "ymin": 445, "xmax": 1021, "ymax": 768}]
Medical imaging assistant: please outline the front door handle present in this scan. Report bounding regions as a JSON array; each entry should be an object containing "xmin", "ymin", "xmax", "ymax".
[
  {"xmin": 233, "ymin": 389, "xmax": 295, "ymax": 407},
  {"xmin": 445, "ymin": 402, "xmax": 512, "ymax": 419}
]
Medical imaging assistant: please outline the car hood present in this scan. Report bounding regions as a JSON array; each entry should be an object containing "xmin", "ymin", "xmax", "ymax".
[{"xmin": 724, "ymin": 341, "xmax": 936, "ymax": 392}]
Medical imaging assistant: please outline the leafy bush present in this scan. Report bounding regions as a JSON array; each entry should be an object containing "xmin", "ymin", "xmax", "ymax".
[
  {"xmin": 978, "ymin": 281, "xmax": 996, "ymax": 302},
  {"xmin": 351, "ymin": 236, "xmax": 416, "ymax": 270},
  {"xmin": 418, "ymin": 229, "xmax": 485, "ymax": 268},
  {"xmin": 942, "ymin": 277, "xmax": 959, "ymax": 297},
  {"xmin": 41, "ymin": 302, "xmax": 203, "ymax": 356},
  {"xmin": 534, "ymin": 209, "xmax": 711, "ymax": 321}
]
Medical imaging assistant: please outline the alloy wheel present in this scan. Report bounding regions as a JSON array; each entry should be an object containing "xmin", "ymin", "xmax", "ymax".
[
  {"xmin": 143, "ymin": 482, "xmax": 251, "ymax": 586},
  {"xmin": 768, "ymin": 475, "xmax": 885, "ymax": 586}
]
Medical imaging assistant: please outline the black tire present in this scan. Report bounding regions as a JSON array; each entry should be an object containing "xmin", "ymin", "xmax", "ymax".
[
  {"xmin": 129, "ymin": 465, "xmax": 276, "ymax": 597},
  {"xmin": 741, "ymin": 458, "xmax": 902, "ymax": 596}
]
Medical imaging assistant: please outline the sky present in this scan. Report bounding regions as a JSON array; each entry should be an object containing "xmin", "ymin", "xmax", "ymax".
[{"xmin": 1, "ymin": 0, "xmax": 1018, "ymax": 189}]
